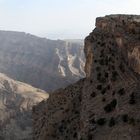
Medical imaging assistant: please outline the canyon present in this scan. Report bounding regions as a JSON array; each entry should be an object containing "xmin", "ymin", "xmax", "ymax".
[
  {"xmin": 33, "ymin": 15, "xmax": 140, "ymax": 140},
  {"xmin": 0, "ymin": 31, "xmax": 85, "ymax": 92}
]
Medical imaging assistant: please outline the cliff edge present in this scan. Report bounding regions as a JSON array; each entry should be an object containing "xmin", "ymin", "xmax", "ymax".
[{"xmin": 33, "ymin": 15, "xmax": 140, "ymax": 140}]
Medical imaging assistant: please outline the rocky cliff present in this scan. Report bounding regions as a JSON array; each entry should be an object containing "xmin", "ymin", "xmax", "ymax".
[
  {"xmin": 0, "ymin": 32, "xmax": 85, "ymax": 92},
  {"xmin": 33, "ymin": 15, "xmax": 140, "ymax": 140},
  {"xmin": 0, "ymin": 73, "xmax": 48, "ymax": 140}
]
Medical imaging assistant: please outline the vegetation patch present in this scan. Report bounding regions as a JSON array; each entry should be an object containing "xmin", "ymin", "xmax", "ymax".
[
  {"xmin": 109, "ymin": 117, "xmax": 116, "ymax": 127},
  {"xmin": 104, "ymin": 99, "xmax": 117, "ymax": 113},
  {"xmin": 129, "ymin": 92, "xmax": 136, "ymax": 105},
  {"xmin": 97, "ymin": 118, "xmax": 106, "ymax": 126}
]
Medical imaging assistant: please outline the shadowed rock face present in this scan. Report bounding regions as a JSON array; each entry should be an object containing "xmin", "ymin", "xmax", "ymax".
[
  {"xmin": 0, "ymin": 73, "xmax": 48, "ymax": 140},
  {"xmin": 33, "ymin": 15, "xmax": 140, "ymax": 140},
  {"xmin": 0, "ymin": 31, "xmax": 85, "ymax": 92}
]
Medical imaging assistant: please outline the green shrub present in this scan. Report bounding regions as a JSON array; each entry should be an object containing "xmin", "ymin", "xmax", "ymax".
[
  {"xmin": 111, "ymin": 71, "xmax": 118, "ymax": 81},
  {"xmin": 119, "ymin": 63, "xmax": 125, "ymax": 73},
  {"xmin": 104, "ymin": 99, "xmax": 117, "ymax": 113},
  {"xmin": 96, "ymin": 85, "xmax": 102, "ymax": 90},
  {"xmin": 129, "ymin": 92, "xmax": 136, "ymax": 105},
  {"xmin": 101, "ymin": 88, "xmax": 106, "ymax": 95},
  {"xmin": 118, "ymin": 88, "xmax": 125, "ymax": 95},
  {"xmin": 97, "ymin": 118, "xmax": 106, "ymax": 126},
  {"xmin": 102, "ymin": 97, "xmax": 106, "ymax": 102},
  {"xmin": 90, "ymin": 92, "xmax": 96, "ymax": 98},
  {"xmin": 109, "ymin": 117, "xmax": 115, "ymax": 127},
  {"xmin": 121, "ymin": 114, "xmax": 128, "ymax": 122}
]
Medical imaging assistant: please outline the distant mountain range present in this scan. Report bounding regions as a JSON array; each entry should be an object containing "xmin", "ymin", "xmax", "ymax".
[{"xmin": 0, "ymin": 31, "xmax": 85, "ymax": 92}]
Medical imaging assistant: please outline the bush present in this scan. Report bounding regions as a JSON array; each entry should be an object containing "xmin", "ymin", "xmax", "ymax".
[
  {"xmin": 121, "ymin": 114, "xmax": 128, "ymax": 123},
  {"xmin": 90, "ymin": 92, "xmax": 96, "ymax": 98},
  {"xmin": 104, "ymin": 72, "xmax": 109, "ymax": 78},
  {"xmin": 109, "ymin": 117, "xmax": 115, "ymax": 127},
  {"xmin": 118, "ymin": 88, "xmax": 125, "ymax": 95},
  {"xmin": 97, "ymin": 73, "xmax": 101, "ymax": 81},
  {"xmin": 96, "ymin": 67, "xmax": 101, "ymax": 71},
  {"xmin": 104, "ymin": 99, "xmax": 117, "ymax": 113},
  {"xmin": 129, "ymin": 117, "xmax": 135, "ymax": 126},
  {"xmin": 99, "ymin": 59, "xmax": 104, "ymax": 65},
  {"xmin": 96, "ymin": 85, "xmax": 102, "ymax": 90},
  {"xmin": 101, "ymin": 88, "xmax": 106, "ymax": 95},
  {"xmin": 97, "ymin": 118, "xmax": 106, "ymax": 126},
  {"xmin": 111, "ymin": 71, "xmax": 118, "ymax": 81},
  {"xmin": 129, "ymin": 92, "xmax": 136, "ymax": 105},
  {"xmin": 119, "ymin": 63, "xmax": 125, "ymax": 73},
  {"xmin": 102, "ymin": 97, "xmax": 106, "ymax": 102}
]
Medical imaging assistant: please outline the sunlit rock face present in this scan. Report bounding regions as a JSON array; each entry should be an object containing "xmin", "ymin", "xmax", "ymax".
[
  {"xmin": 0, "ymin": 73, "xmax": 48, "ymax": 140},
  {"xmin": 0, "ymin": 31, "xmax": 85, "ymax": 92},
  {"xmin": 33, "ymin": 15, "xmax": 140, "ymax": 140}
]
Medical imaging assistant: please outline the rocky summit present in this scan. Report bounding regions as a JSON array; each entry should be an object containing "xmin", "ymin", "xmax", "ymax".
[{"xmin": 33, "ymin": 15, "xmax": 140, "ymax": 140}]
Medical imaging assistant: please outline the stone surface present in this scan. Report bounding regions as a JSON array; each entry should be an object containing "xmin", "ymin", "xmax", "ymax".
[
  {"xmin": 0, "ymin": 73, "xmax": 48, "ymax": 140},
  {"xmin": 0, "ymin": 32, "xmax": 85, "ymax": 92},
  {"xmin": 33, "ymin": 15, "xmax": 140, "ymax": 140}
]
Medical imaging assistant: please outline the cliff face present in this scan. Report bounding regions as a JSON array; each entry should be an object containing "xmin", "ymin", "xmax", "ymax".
[
  {"xmin": 0, "ymin": 73, "xmax": 48, "ymax": 140},
  {"xmin": 33, "ymin": 15, "xmax": 140, "ymax": 140},
  {"xmin": 0, "ymin": 32, "xmax": 85, "ymax": 92}
]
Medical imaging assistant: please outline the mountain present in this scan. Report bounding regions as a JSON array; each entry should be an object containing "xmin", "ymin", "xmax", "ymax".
[
  {"xmin": 0, "ymin": 31, "xmax": 85, "ymax": 92},
  {"xmin": 33, "ymin": 15, "xmax": 140, "ymax": 140},
  {"xmin": 0, "ymin": 73, "xmax": 48, "ymax": 140}
]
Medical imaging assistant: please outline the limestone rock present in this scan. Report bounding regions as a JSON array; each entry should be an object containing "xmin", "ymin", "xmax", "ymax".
[{"xmin": 33, "ymin": 15, "xmax": 140, "ymax": 140}]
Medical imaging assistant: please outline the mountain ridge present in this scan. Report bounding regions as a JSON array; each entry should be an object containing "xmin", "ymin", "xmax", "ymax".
[
  {"xmin": 0, "ymin": 30, "xmax": 85, "ymax": 92},
  {"xmin": 33, "ymin": 14, "xmax": 140, "ymax": 140}
]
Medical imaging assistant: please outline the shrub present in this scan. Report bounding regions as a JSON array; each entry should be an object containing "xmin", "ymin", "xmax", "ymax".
[
  {"xmin": 97, "ymin": 73, "xmax": 101, "ymax": 81},
  {"xmin": 99, "ymin": 59, "xmax": 104, "ymax": 65},
  {"xmin": 121, "ymin": 114, "xmax": 128, "ymax": 123},
  {"xmin": 119, "ymin": 63, "xmax": 125, "ymax": 73},
  {"xmin": 118, "ymin": 88, "xmax": 125, "ymax": 95},
  {"xmin": 102, "ymin": 97, "xmax": 106, "ymax": 102},
  {"xmin": 109, "ymin": 117, "xmax": 115, "ymax": 127},
  {"xmin": 90, "ymin": 92, "xmax": 96, "ymax": 98},
  {"xmin": 96, "ymin": 67, "xmax": 101, "ymax": 71},
  {"xmin": 99, "ymin": 78, "xmax": 106, "ymax": 83},
  {"xmin": 97, "ymin": 118, "xmax": 106, "ymax": 126},
  {"xmin": 105, "ymin": 72, "xmax": 109, "ymax": 78},
  {"xmin": 112, "ymin": 91, "xmax": 116, "ymax": 96},
  {"xmin": 129, "ymin": 117, "xmax": 135, "ymax": 125},
  {"xmin": 101, "ymin": 88, "xmax": 106, "ymax": 95},
  {"xmin": 104, "ymin": 99, "xmax": 117, "ymax": 113},
  {"xmin": 111, "ymin": 71, "xmax": 118, "ymax": 81},
  {"xmin": 96, "ymin": 85, "xmax": 102, "ymax": 90},
  {"xmin": 129, "ymin": 92, "xmax": 136, "ymax": 105}
]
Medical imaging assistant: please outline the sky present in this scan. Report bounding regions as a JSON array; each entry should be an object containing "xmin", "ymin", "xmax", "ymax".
[{"xmin": 0, "ymin": 0, "xmax": 139, "ymax": 39}]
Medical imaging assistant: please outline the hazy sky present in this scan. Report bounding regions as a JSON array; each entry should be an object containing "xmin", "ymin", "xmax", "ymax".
[{"xmin": 0, "ymin": 0, "xmax": 139, "ymax": 39}]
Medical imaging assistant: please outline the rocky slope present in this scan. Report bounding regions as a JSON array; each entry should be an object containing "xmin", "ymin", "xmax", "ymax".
[
  {"xmin": 0, "ymin": 32, "xmax": 85, "ymax": 92},
  {"xmin": 0, "ymin": 73, "xmax": 48, "ymax": 140},
  {"xmin": 33, "ymin": 15, "xmax": 140, "ymax": 140}
]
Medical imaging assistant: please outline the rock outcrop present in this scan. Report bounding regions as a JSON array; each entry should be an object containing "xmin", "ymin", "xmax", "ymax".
[
  {"xmin": 0, "ymin": 73, "xmax": 48, "ymax": 140},
  {"xmin": 0, "ymin": 32, "xmax": 85, "ymax": 92},
  {"xmin": 33, "ymin": 15, "xmax": 140, "ymax": 140}
]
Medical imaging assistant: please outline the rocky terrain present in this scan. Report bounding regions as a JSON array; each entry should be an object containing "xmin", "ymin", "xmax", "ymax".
[
  {"xmin": 0, "ymin": 73, "xmax": 48, "ymax": 140},
  {"xmin": 33, "ymin": 15, "xmax": 140, "ymax": 140},
  {"xmin": 0, "ymin": 32, "xmax": 85, "ymax": 92}
]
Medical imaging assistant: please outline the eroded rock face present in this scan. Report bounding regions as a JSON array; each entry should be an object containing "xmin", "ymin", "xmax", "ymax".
[
  {"xmin": 0, "ymin": 73, "xmax": 48, "ymax": 140},
  {"xmin": 0, "ymin": 32, "xmax": 85, "ymax": 92},
  {"xmin": 33, "ymin": 15, "xmax": 140, "ymax": 140}
]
